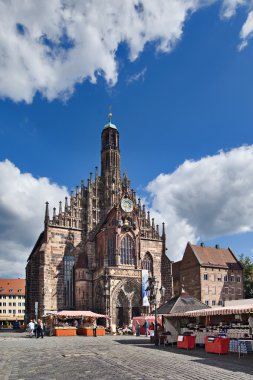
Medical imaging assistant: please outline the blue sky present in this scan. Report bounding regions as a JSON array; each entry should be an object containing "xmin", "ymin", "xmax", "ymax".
[{"xmin": 1, "ymin": 0, "xmax": 253, "ymax": 277}]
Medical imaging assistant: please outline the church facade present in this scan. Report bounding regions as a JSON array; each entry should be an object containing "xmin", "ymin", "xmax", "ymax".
[{"xmin": 26, "ymin": 115, "xmax": 172, "ymax": 330}]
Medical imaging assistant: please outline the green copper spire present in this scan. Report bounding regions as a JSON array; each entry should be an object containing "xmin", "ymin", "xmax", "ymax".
[{"xmin": 103, "ymin": 112, "xmax": 117, "ymax": 130}]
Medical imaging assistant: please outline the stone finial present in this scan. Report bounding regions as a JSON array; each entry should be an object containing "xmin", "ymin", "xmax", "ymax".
[
  {"xmin": 162, "ymin": 222, "xmax": 165, "ymax": 237},
  {"xmin": 59, "ymin": 201, "xmax": 62, "ymax": 215},
  {"xmin": 53, "ymin": 207, "xmax": 56, "ymax": 223},
  {"xmin": 44, "ymin": 201, "xmax": 49, "ymax": 225}
]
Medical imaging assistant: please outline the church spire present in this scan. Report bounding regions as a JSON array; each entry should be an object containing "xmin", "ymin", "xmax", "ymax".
[{"xmin": 101, "ymin": 112, "xmax": 121, "ymax": 214}]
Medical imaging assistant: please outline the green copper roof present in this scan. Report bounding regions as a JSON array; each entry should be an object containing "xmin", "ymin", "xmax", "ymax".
[{"xmin": 103, "ymin": 122, "xmax": 117, "ymax": 130}]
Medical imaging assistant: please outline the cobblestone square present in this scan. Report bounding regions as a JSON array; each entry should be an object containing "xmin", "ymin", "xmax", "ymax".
[{"xmin": 0, "ymin": 332, "xmax": 253, "ymax": 380}]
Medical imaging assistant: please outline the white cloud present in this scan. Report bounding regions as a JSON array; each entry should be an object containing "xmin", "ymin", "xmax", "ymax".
[
  {"xmin": 0, "ymin": 160, "xmax": 68, "ymax": 277},
  {"xmin": 146, "ymin": 146, "xmax": 253, "ymax": 262},
  {"xmin": 220, "ymin": 0, "xmax": 248, "ymax": 19},
  {"xmin": 220, "ymin": 0, "xmax": 253, "ymax": 49},
  {"xmin": 127, "ymin": 67, "xmax": 147, "ymax": 84},
  {"xmin": 0, "ymin": 0, "xmax": 211, "ymax": 103}
]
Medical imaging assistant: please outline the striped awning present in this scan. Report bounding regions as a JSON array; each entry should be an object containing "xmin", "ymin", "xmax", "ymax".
[
  {"xmin": 53, "ymin": 310, "xmax": 109, "ymax": 319},
  {"xmin": 163, "ymin": 304, "xmax": 253, "ymax": 318}
]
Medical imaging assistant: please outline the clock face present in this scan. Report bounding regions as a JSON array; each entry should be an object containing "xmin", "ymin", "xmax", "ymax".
[{"xmin": 121, "ymin": 198, "xmax": 133, "ymax": 213}]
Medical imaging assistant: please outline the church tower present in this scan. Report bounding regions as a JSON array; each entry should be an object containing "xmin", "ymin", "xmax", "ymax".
[{"xmin": 100, "ymin": 113, "xmax": 121, "ymax": 214}]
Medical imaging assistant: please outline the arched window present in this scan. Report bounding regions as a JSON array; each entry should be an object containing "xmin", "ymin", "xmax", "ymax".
[
  {"xmin": 142, "ymin": 252, "xmax": 153, "ymax": 274},
  {"xmin": 120, "ymin": 235, "xmax": 134, "ymax": 265},
  {"xmin": 64, "ymin": 243, "xmax": 76, "ymax": 308}
]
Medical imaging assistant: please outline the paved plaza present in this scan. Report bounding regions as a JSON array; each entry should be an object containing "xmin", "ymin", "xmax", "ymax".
[{"xmin": 0, "ymin": 332, "xmax": 253, "ymax": 380}]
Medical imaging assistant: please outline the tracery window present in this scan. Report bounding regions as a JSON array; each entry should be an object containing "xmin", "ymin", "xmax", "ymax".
[
  {"xmin": 64, "ymin": 243, "xmax": 75, "ymax": 308},
  {"xmin": 142, "ymin": 252, "xmax": 153, "ymax": 274},
  {"xmin": 120, "ymin": 235, "xmax": 134, "ymax": 265}
]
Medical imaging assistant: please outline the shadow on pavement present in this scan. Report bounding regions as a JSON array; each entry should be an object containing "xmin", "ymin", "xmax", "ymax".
[{"xmin": 115, "ymin": 339, "xmax": 253, "ymax": 376}]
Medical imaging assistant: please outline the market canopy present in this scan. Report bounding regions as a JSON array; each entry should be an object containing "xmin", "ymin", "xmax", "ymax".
[
  {"xmin": 164, "ymin": 303, "xmax": 253, "ymax": 318},
  {"xmin": 156, "ymin": 293, "xmax": 208, "ymax": 315},
  {"xmin": 54, "ymin": 310, "xmax": 109, "ymax": 319}
]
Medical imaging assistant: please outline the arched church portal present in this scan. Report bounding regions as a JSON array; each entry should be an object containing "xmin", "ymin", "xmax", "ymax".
[{"xmin": 112, "ymin": 279, "xmax": 142, "ymax": 329}]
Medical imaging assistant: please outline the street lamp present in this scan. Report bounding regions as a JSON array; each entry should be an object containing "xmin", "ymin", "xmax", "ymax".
[{"xmin": 146, "ymin": 278, "xmax": 166, "ymax": 346}]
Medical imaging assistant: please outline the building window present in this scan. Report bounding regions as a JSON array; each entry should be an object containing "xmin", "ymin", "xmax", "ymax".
[
  {"xmin": 3, "ymin": 302, "xmax": 6, "ymax": 306},
  {"xmin": 230, "ymin": 275, "xmax": 235, "ymax": 282},
  {"xmin": 142, "ymin": 252, "xmax": 153, "ymax": 274},
  {"xmin": 120, "ymin": 235, "xmax": 134, "ymax": 265},
  {"xmin": 8, "ymin": 302, "xmax": 12, "ymax": 306},
  {"xmin": 236, "ymin": 276, "xmax": 241, "ymax": 282},
  {"xmin": 204, "ymin": 273, "xmax": 208, "ymax": 280},
  {"xmin": 237, "ymin": 288, "xmax": 242, "ymax": 295},
  {"xmin": 212, "ymin": 300, "xmax": 216, "ymax": 306},
  {"xmin": 9, "ymin": 289, "xmax": 13, "ymax": 293},
  {"xmin": 64, "ymin": 243, "xmax": 76, "ymax": 309},
  {"xmin": 22, "ymin": 303, "xmax": 25, "ymax": 306},
  {"xmin": 218, "ymin": 300, "xmax": 223, "ymax": 306},
  {"xmin": 18, "ymin": 310, "xmax": 22, "ymax": 314},
  {"xmin": 8, "ymin": 310, "xmax": 12, "ymax": 313},
  {"xmin": 224, "ymin": 287, "xmax": 229, "ymax": 294},
  {"xmin": 205, "ymin": 300, "xmax": 209, "ymax": 306},
  {"xmin": 224, "ymin": 275, "xmax": 228, "ymax": 282},
  {"xmin": 12, "ymin": 296, "xmax": 16, "ymax": 299},
  {"xmin": 211, "ymin": 287, "xmax": 216, "ymax": 295},
  {"xmin": 108, "ymin": 238, "xmax": 115, "ymax": 266},
  {"xmin": 13, "ymin": 302, "xmax": 16, "ymax": 306},
  {"xmin": 230, "ymin": 287, "xmax": 235, "ymax": 295},
  {"xmin": 18, "ymin": 303, "xmax": 21, "ymax": 307},
  {"xmin": 18, "ymin": 289, "xmax": 22, "ymax": 293},
  {"xmin": 217, "ymin": 275, "xmax": 222, "ymax": 282},
  {"xmin": 18, "ymin": 296, "xmax": 22, "ymax": 299},
  {"xmin": 0, "ymin": 302, "xmax": 1, "ymax": 306},
  {"xmin": 204, "ymin": 286, "xmax": 209, "ymax": 295},
  {"xmin": 3, "ymin": 310, "xmax": 6, "ymax": 314}
]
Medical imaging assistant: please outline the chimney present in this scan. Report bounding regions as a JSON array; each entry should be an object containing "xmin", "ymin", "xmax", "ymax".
[
  {"xmin": 200, "ymin": 242, "xmax": 204, "ymax": 247},
  {"xmin": 215, "ymin": 244, "xmax": 220, "ymax": 249}
]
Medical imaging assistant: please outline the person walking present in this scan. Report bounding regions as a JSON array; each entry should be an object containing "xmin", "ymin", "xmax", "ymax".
[
  {"xmin": 136, "ymin": 320, "xmax": 140, "ymax": 336},
  {"xmin": 36, "ymin": 319, "xmax": 44, "ymax": 339},
  {"xmin": 144, "ymin": 318, "xmax": 149, "ymax": 337},
  {"xmin": 28, "ymin": 320, "xmax": 35, "ymax": 338}
]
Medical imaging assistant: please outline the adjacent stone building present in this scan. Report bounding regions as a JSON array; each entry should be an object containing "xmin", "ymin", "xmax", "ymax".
[
  {"xmin": 26, "ymin": 115, "xmax": 173, "ymax": 330},
  {"xmin": 173, "ymin": 242, "xmax": 244, "ymax": 306},
  {"xmin": 0, "ymin": 279, "xmax": 26, "ymax": 326}
]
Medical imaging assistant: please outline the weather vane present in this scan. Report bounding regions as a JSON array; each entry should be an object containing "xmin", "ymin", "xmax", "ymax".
[{"xmin": 108, "ymin": 105, "xmax": 112, "ymax": 122}]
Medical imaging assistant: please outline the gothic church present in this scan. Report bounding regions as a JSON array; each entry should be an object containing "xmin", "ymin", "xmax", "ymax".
[{"xmin": 26, "ymin": 115, "xmax": 172, "ymax": 330}]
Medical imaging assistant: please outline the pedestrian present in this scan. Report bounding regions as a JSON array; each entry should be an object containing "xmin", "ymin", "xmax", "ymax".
[
  {"xmin": 144, "ymin": 318, "xmax": 149, "ymax": 337},
  {"xmin": 33, "ymin": 319, "xmax": 38, "ymax": 338},
  {"xmin": 28, "ymin": 320, "xmax": 35, "ymax": 337},
  {"xmin": 136, "ymin": 320, "xmax": 140, "ymax": 336},
  {"xmin": 93, "ymin": 320, "xmax": 97, "ymax": 337},
  {"xmin": 36, "ymin": 319, "xmax": 44, "ymax": 339}
]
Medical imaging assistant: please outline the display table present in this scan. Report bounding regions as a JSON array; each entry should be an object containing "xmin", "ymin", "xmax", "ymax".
[
  {"xmin": 54, "ymin": 327, "xmax": 76, "ymax": 336},
  {"xmin": 76, "ymin": 327, "xmax": 105, "ymax": 336},
  {"xmin": 205, "ymin": 337, "xmax": 230, "ymax": 354},
  {"xmin": 177, "ymin": 335, "xmax": 196, "ymax": 349}
]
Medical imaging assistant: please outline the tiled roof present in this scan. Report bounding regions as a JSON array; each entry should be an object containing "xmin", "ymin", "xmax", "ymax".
[
  {"xmin": 157, "ymin": 293, "xmax": 208, "ymax": 315},
  {"xmin": 190, "ymin": 244, "xmax": 242, "ymax": 270},
  {"xmin": 0, "ymin": 278, "xmax": 26, "ymax": 295}
]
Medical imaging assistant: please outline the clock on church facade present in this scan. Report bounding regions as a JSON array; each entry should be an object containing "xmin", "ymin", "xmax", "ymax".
[{"xmin": 26, "ymin": 114, "xmax": 172, "ymax": 331}]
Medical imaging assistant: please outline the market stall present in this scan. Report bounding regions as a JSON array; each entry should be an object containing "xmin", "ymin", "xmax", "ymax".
[
  {"xmin": 163, "ymin": 301, "xmax": 253, "ymax": 355},
  {"xmin": 46, "ymin": 310, "xmax": 109, "ymax": 337}
]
